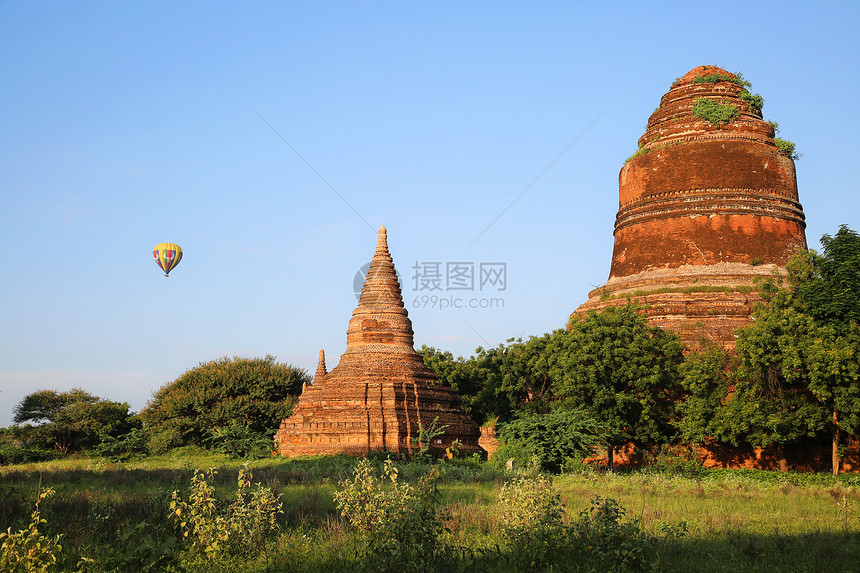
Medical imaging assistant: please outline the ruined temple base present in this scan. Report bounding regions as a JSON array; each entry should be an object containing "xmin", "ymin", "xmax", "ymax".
[
  {"xmin": 573, "ymin": 262, "xmax": 784, "ymax": 348},
  {"xmin": 590, "ymin": 438, "xmax": 860, "ymax": 474}
]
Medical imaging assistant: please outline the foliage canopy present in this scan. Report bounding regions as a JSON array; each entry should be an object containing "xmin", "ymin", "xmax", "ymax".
[
  {"xmin": 141, "ymin": 355, "xmax": 309, "ymax": 454},
  {"xmin": 496, "ymin": 408, "xmax": 604, "ymax": 473},
  {"xmin": 11, "ymin": 388, "xmax": 131, "ymax": 454},
  {"xmin": 560, "ymin": 305, "xmax": 685, "ymax": 466},
  {"xmin": 681, "ymin": 226, "xmax": 860, "ymax": 473}
]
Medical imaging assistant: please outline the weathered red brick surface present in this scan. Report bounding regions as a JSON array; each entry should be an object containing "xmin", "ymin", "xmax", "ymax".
[
  {"xmin": 274, "ymin": 227, "xmax": 481, "ymax": 458},
  {"xmin": 596, "ymin": 440, "xmax": 860, "ymax": 474},
  {"xmin": 478, "ymin": 425, "xmax": 499, "ymax": 459},
  {"xmin": 573, "ymin": 66, "xmax": 808, "ymax": 347}
]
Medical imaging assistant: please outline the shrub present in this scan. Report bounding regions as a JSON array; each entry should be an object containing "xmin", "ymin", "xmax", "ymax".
[
  {"xmin": 0, "ymin": 444, "xmax": 60, "ymax": 466},
  {"xmin": 0, "ymin": 486, "xmax": 64, "ymax": 572},
  {"xmin": 625, "ymin": 145, "xmax": 650, "ymax": 163},
  {"xmin": 692, "ymin": 71, "xmax": 751, "ymax": 89},
  {"xmin": 143, "ymin": 355, "xmax": 309, "ymax": 452},
  {"xmin": 411, "ymin": 416, "xmax": 448, "ymax": 462},
  {"xmin": 644, "ymin": 444, "xmax": 707, "ymax": 478},
  {"xmin": 497, "ymin": 476, "xmax": 567, "ymax": 569},
  {"xmin": 498, "ymin": 475, "xmax": 564, "ymax": 532},
  {"xmin": 83, "ymin": 521, "xmax": 181, "ymax": 572},
  {"xmin": 92, "ymin": 426, "xmax": 149, "ymax": 461},
  {"xmin": 205, "ymin": 422, "xmax": 274, "ymax": 459},
  {"xmin": 489, "ymin": 441, "xmax": 533, "ymax": 474},
  {"xmin": 496, "ymin": 408, "xmax": 603, "ymax": 473},
  {"xmin": 691, "ymin": 98, "xmax": 739, "ymax": 125},
  {"xmin": 739, "ymin": 89, "xmax": 764, "ymax": 112},
  {"xmin": 169, "ymin": 464, "xmax": 282, "ymax": 556},
  {"xmin": 496, "ymin": 479, "xmax": 669, "ymax": 571},
  {"xmin": 775, "ymin": 137, "xmax": 800, "ymax": 159},
  {"xmin": 334, "ymin": 458, "xmax": 451, "ymax": 572},
  {"xmin": 569, "ymin": 496, "xmax": 652, "ymax": 571}
]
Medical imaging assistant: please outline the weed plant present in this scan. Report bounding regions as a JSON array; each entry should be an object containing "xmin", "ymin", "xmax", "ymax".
[
  {"xmin": 692, "ymin": 97, "xmax": 740, "ymax": 125},
  {"xmin": 3, "ymin": 452, "xmax": 860, "ymax": 572}
]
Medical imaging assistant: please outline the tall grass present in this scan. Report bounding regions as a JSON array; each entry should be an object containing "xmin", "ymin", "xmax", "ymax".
[{"xmin": 2, "ymin": 453, "xmax": 860, "ymax": 572}]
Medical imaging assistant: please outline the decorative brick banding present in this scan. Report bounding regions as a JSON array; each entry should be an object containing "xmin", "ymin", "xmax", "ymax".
[{"xmin": 573, "ymin": 66, "xmax": 808, "ymax": 348}]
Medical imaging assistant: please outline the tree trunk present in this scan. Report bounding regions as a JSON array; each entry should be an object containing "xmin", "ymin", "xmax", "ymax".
[
  {"xmin": 607, "ymin": 444, "xmax": 614, "ymax": 472},
  {"xmin": 833, "ymin": 410, "xmax": 841, "ymax": 477},
  {"xmin": 778, "ymin": 444, "xmax": 788, "ymax": 473}
]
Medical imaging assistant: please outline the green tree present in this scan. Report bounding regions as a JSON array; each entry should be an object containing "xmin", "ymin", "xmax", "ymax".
[
  {"xmin": 792, "ymin": 225, "xmax": 860, "ymax": 331},
  {"xmin": 12, "ymin": 388, "xmax": 131, "ymax": 454},
  {"xmin": 725, "ymin": 289, "xmax": 827, "ymax": 472},
  {"xmin": 787, "ymin": 226, "xmax": 860, "ymax": 474},
  {"xmin": 496, "ymin": 333, "xmax": 559, "ymax": 417},
  {"xmin": 556, "ymin": 305, "xmax": 685, "ymax": 470},
  {"xmin": 805, "ymin": 325, "xmax": 860, "ymax": 474},
  {"xmin": 497, "ymin": 408, "xmax": 604, "ymax": 473},
  {"xmin": 419, "ymin": 344, "xmax": 509, "ymax": 425},
  {"xmin": 141, "ymin": 355, "xmax": 310, "ymax": 454},
  {"xmin": 419, "ymin": 346, "xmax": 484, "ymax": 424},
  {"xmin": 722, "ymin": 227, "xmax": 860, "ymax": 474},
  {"xmin": 676, "ymin": 343, "xmax": 737, "ymax": 444}
]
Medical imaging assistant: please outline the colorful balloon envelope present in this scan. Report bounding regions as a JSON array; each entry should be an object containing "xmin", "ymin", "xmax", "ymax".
[{"xmin": 153, "ymin": 243, "xmax": 183, "ymax": 277}]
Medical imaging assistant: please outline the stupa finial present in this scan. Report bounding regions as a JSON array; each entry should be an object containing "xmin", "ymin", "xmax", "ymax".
[
  {"xmin": 314, "ymin": 349, "xmax": 327, "ymax": 385},
  {"xmin": 376, "ymin": 226, "xmax": 388, "ymax": 252}
]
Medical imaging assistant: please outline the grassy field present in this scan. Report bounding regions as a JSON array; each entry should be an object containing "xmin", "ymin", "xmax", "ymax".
[{"xmin": 2, "ymin": 450, "xmax": 860, "ymax": 572}]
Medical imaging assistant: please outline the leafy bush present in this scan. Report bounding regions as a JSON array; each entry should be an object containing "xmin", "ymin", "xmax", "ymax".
[
  {"xmin": 143, "ymin": 355, "xmax": 309, "ymax": 453},
  {"xmin": 769, "ymin": 123, "xmax": 800, "ymax": 159},
  {"xmin": 570, "ymin": 495, "xmax": 654, "ymax": 571},
  {"xmin": 169, "ymin": 464, "xmax": 283, "ymax": 556},
  {"xmin": 489, "ymin": 441, "xmax": 533, "ymax": 474},
  {"xmin": 498, "ymin": 475, "xmax": 564, "ymax": 532},
  {"xmin": 334, "ymin": 458, "xmax": 451, "ymax": 572},
  {"xmin": 775, "ymin": 137, "xmax": 800, "ymax": 159},
  {"xmin": 0, "ymin": 444, "xmax": 60, "ymax": 466},
  {"xmin": 688, "ymin": 70, "xmax": 763, "ymax": 113},
  {"xmin": 739, "ymin": 89, "xmax": 764, "ymax": 112},
  {"xmin": 692, "ymin": 98, "xmax": 739, "ymax": 125},
  {"xmin": 496, "ymin": 408, "xmax": 603, "ymax": 473},
  {"xmin": 0, "ymin": 486, "xmax": 64, "ymax": 572},
  {"xmin": 205, "ymin": 422, "xmax": 274, "ymax": 459},
  {"xmin": 411, "ymin": 416, "xmax": 448, "ymax": 462},
  {"xmin": 92, "ymin": 426, "xmax": 149, "ymax": 461},
  {"xmin": 496, "ymin": 477, "xmax": 668, "ymax": 571},
  {"xmin": 497, "ymin": 475, "xmax": 567, "ymax": 569},
  {"xmin": 80, "ymin": 521, "xmax": 181, "ymax": 572},
  {"xmin": 644, "ymin": 445, "xmax": 708, "ymax": 478},
  {"xmin": 692, "ymin": 71, "xmax": 751, "ymax": 89}
]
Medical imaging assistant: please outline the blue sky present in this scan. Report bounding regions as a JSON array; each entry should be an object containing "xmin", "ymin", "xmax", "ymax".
[{"xmin": 2, "ymin": 1, "xmax": 858, "ymax": 426}]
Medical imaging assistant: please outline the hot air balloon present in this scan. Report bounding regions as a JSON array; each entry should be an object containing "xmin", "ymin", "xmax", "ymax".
[{"xmin": 153, "ymin": 243, "xmax": 183, "ymax": 277}]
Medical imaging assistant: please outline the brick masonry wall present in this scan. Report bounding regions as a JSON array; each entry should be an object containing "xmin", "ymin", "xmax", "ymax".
[
  {"xmin": 572, "ymin": 66, "xmax": 808, "ymax": 348},
  {"xmin": 274, "ymin": 227, "xmax": 481, "ymax": 458}
]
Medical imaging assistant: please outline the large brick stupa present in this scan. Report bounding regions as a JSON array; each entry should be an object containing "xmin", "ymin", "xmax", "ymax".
[
  {"xmin": 572, "ymin": 66, "xmax": 808, "ymax": 347},
  {"xmin": 274, "ymin": 226, "xmax": 481, "ymax": 457}
]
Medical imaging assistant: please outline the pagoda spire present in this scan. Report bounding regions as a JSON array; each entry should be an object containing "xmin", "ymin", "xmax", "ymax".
[
  {"xmin": 356, "ymin": 226, "xmax": 405, "ymax": 310},
  {"xmin": 273, "ymin": 224, "xmax": 481, "ymax": 458},
  {"xmin": 345, "ymin": 226, "xmax": 415, "ymax": 352},
  {"xmin": 314, "ymin": 349, "xmax": 327, "ymax": 384}
]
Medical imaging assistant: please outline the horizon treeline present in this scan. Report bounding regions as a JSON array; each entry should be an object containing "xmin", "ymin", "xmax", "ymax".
[{"xmin": 2, "ymin": 226, "xmax": 858, "ymax": 475}]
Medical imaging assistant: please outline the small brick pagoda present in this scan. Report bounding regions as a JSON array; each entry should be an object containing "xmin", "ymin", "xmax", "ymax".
[
  {"xmin": 274, "ymin": 226, "xmax": 481, "ymax": 457},
  {"xmin": 573, "ymin": 65, "xmax": 808, "ymax": 347}
]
